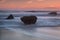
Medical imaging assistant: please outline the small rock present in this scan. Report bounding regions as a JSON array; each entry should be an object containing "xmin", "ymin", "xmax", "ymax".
[
  {"xmin": 21, "ymin": 16, "xmax": 37, "ymax": 25},
  {"xmin": 49, "ymin": 11, "xmax": 57, "ymax": 16},
  {"xmin": 6, "ymin": 14, "xmax": 14, "ymax": 19}
]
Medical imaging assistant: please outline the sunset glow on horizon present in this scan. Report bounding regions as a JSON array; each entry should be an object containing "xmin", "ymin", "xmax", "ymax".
[{"xmin": 0, "ymin": 0, "xmax": 60, "ymax": 9}]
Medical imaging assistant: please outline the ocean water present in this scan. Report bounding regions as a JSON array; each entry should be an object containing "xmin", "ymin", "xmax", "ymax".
[
  {"xmin": 0, "ymin": 11, "xmax": 60, "ymax": 27},
  {"xmin": 0, "ymin": 11, "xmax": 60, "ymax": 40}
]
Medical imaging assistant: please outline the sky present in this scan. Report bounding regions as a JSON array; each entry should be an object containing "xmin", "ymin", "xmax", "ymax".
[{"xmin": 0, "ymin": 0, "xmax": 60, "ymax": 10}]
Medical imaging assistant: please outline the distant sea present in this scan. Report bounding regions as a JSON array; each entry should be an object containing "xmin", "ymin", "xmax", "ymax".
[{"xmin": 0, "ymin": 11, "xmax": 60, "ymax": 27}]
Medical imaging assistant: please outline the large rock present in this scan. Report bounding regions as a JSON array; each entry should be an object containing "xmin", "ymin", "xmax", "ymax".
[
  {"xmin": 49, "ymin": 11, "xmax": 57, "ymax": 16},
  {"xmin": 21, "ymin": 16, "xmax": 37, "ymax": 25},
  {"xmin": 6, "ymin": 14, "xmax": 14, "ymax": 19}
]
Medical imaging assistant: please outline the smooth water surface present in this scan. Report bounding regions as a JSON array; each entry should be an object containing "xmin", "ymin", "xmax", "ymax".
[{"xmin": 0, "ymin": 12, "xmax": 60, "ymax": 40}]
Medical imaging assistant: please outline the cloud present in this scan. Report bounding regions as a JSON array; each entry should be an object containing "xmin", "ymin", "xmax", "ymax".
[
  {"xmin": 0, "ymin": 0, "xmax": 32, "ymax": 4},
  {"xmin": 5, "ymin": 0, "xmax": 31, "ymax": 3},
  {"xmin": 0, "ymin": 0, "xmax": 2, "ymax": 1},
  {"xmin": 0, "ymin": 0, "xmax": 60, "ymax": 4},
  {"xmin": 0, "ymin": 0, "xmax": 60, "ymax": 9}
]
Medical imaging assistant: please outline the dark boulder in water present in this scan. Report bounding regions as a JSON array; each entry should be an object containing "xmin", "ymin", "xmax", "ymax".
[
  {"xmin": 6, "ymin": 14, "xmax": 14, "ymax": 19},
  {"xmin": 49, "ymin": 11, "xmax": 57, "ymax": 16},
  {"xmin": 21, "ymin": 16, "xmax": 37, "ymax": 25}
]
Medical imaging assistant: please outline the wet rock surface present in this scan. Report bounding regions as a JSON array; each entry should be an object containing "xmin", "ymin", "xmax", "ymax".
[
  {"xmin": 21, "ymin": 16, "xmax": 37, "ymax": 25},
  {"xmin": 49, "ymin": 11, "xmax": 57, "ymax": 16},
  {"xmin": 6, "ymin": 14, "xmax": 14, "ymax": 19}
]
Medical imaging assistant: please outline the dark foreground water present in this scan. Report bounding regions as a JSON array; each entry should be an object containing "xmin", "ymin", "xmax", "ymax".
[{"xmin": 0, "ymin": 12, "xmax": 60, "ymax": 40}]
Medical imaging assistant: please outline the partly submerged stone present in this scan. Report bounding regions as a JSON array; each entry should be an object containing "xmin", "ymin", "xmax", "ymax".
[
  {"xmin": 49, "ymin": 11, "xmax": 57, "ymax": 16},
  {"xmin": 21, "ymin": 16, "xmax": 37, "ymax": 25},
  {"xmin": 6, "ymin": 14, "xmax": 14, "ymax": 19}
]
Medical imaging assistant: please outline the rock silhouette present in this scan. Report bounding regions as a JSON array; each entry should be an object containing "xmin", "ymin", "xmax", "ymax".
[
  {"xmin": 6, "ymin": 14, "xmax": 14, "ymax": 19},
  {"xmin": 49, "ymin": 11, "xmax": 57, "ymax": 16},
  {"xmin": 21, "ymin": 16, "xmax": 37, "ymax": 25}
]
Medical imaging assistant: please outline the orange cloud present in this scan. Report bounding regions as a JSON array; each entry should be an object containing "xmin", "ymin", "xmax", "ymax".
[{"xmin": 0, "ymin": 0, "xmax": 60, "ymax": 9}]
